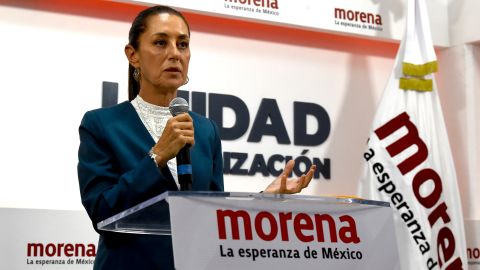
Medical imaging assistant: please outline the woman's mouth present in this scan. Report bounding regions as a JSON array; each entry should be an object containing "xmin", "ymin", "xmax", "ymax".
[{"xmin": 165, "ymin": 67, "xmax": 181, "ymax": 73}]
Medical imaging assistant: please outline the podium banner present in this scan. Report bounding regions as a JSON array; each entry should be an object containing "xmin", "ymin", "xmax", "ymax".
[
  {"xmin": 169, "ymin": 194, "xmax": 399, "ymax": 270},
  {"xmin": 0, "ymin": 208, "xmax": 98, "ymax": 270}
]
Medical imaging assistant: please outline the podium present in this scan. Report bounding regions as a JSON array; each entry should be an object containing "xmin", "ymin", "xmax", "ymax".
[{"xmin": 98, "ymin": 191, "xmax": 400, "ymax": 270}]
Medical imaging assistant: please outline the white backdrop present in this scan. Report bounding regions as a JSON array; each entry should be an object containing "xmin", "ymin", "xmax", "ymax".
[
  {"xmin": 0, "ymin": 4, "xmax": 395, "ymax": 210},
  {"xmin": 0, "ymin": 1, "xmax": 479, "ymax": 269},
  {"xmin": 436, "ymin": 44, "xmax": 480, "ymax": 221}
]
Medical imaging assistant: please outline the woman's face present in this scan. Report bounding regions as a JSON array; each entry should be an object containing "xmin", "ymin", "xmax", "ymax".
[{"xmin": 134, "ymin": 13, "xmax": 190, "ymax": 92}]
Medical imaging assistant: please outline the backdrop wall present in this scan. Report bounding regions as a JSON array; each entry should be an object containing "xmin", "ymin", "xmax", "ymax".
[{"xmin": 0, "ymin": 3, "xmax": 397, "ymax": 209}]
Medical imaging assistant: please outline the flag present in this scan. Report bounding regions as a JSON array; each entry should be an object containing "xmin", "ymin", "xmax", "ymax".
[{"xmin": 358, "ymin": 0, "xmax": 467, "ymax": 269}]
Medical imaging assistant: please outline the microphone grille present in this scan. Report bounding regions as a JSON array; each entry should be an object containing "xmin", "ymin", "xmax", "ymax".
[{"xmin": 169, "ymin": 97, "xmax": 189, "ymax": 116}]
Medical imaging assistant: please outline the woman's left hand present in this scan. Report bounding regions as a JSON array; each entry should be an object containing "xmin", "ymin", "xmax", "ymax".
[{"xmin": 263, "ymin": 160, "xmax": 316, "ymax": 194}]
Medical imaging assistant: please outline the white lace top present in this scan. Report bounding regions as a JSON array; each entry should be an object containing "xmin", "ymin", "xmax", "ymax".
[{"xmin": 131, "ymin": 95, "xmax": 178, "ymax": 186}]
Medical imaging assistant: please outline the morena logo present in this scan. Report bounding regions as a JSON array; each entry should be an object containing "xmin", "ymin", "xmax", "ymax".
[
  {"xmin": 225, "ymin": 0, "xmax": 279, "ymax": 9},
  {"xmin": 375, "ymin": 112, "xmax": 463, "ymax": 269},
  {"xmin": 468, "ymin": 247, "xmax": 480, "ymax": 260},
  {"xmin": 27, "ymin": 243, "xmax": 97, "ymax": 257},
  {"xmin": 334, "ymin": 8, "xmax": 382, "ymax": 25},
  {"xmin": 216, "ymin": 209, "xmax": 360, "ymax": 243}
]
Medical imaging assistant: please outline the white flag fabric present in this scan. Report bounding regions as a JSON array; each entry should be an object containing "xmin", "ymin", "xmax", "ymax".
[{"xmin": 358, "ymin": 0, "xmax": 467, "ymax": 269}]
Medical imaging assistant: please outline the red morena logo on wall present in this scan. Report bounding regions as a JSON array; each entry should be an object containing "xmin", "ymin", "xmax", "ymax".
[
  {"xmin": 334, "ymin": 8, "xmax": 382, "ymax": 25},
  {"xmin": 225, "ymin": 0, "xmax": 279, "ymax": 9},
  {"xmin": 27, "ymin": 243, "xmax": 96, "ymax": 257},
  {"xmin": 216, "ymin": 209, "xmax": 360, "ymax": 243}
]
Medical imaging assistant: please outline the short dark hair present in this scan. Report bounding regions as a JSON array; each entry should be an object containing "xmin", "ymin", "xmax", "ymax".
[{"xmin": 127, "ymin": 5, "xmax": 191, "ymax": 101}]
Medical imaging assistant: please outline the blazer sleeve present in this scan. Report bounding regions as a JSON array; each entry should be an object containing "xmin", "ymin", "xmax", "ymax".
[
  {"xmin": 77, "ymin": 110, "xmax": 176, "ymax": 233},
  {"xmin": 210, "ymin": 118, "xmax": 224, "ymax": 192}
]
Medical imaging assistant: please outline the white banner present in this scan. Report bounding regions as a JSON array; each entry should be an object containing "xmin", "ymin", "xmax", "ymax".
[
  {"xmin": 169, "ymin": 194, "xmax": 400, "ymax": 270},
  {"xmin": 117, "ymin": 0, "xmax": 449, "ymax": 46},
  {"xmin": 0, "ymin": 208, "xmax": 98, "ymax": 270},
  {"xmin": 359, "ymin": 0, "xmax": 467, "ymax": 269}
]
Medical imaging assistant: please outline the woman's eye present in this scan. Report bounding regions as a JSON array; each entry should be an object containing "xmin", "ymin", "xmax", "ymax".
[
  {"xmin": 178, "ymin": 41, "xmax": 189, "ymax": 49},
  {"xmin": 154, "ymin": 40, "xmax": 166, "ymax": 46}
]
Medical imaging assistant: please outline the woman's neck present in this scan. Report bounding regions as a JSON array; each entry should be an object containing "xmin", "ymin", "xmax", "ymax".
[{"xmin": 138, "ymin": 87, "xmax": 177, "ymax": 107}]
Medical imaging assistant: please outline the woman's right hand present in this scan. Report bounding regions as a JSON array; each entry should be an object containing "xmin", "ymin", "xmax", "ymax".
[{"xmin": 151, "ymin": 113, "xmax": 194, "ymax": 167}]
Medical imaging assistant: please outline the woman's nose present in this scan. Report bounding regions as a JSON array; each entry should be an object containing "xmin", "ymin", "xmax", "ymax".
[{"xmin": 167, "ymin": 41, "xmax": 180, "ymax": 60}]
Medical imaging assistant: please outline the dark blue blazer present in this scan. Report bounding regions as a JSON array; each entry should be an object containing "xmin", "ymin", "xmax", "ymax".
[{"xmin": 77, "ymin": 101, "xmax": 224, "ymax": 270}]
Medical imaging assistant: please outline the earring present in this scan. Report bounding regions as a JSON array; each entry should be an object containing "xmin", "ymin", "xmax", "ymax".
[
  {"xmin": 183, "ymin": 76, "xmax": 189, "ymax": 85},
  {"xmin": 133, "ymin": 68, "xmax": 140, "ymax": 81}
]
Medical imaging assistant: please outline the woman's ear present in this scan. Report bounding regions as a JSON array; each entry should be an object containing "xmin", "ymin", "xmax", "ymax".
[{"xmin": 125, "ymin": 44, "xmax": 139, "ymax": 68}]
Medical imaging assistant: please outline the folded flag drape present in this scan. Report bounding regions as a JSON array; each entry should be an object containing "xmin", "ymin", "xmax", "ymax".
[{"xmin": 358, "ymin": 0, "xmax": 467, "ymax": 269}]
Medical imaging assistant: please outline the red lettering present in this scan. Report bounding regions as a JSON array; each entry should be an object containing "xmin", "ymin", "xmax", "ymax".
[
  {"xmin": 355, "ymin": 11, "xmax": 360, "ymax": 20},
  {"xmin": 359, "ymin": 12, "xmax": 367, "ymax": 22},
  {"xmin": 339, "ymin": 215, "xmax": 361, "ymax": 243},
  {"xmin": 437, "ymin": 227, "xmax": 456, "ymax": 268},
  {"xmin": 279, "ymin": 212, "xmax": 292, "ymax": 241},
  {"xmin": 367, "ymin": 13, "xmax": 374, "ymax": 23},
  {"xmin": 216, "ymin": 209, "xmax": 252, "ymax": 240},
  {"xmin": 347, "ymin": 10, "xmax": 355, "ymax": 20},
  {"xmin": 225, "ymin": 0, "xmax": 278, "ymax": 9},
  {"xmin": 428, "ymin": 202, "xmax": 451, "ymax": 227},
  {"xmin": 45, "ymin": 244, "xmax": 56, "ymax": 257},
  {"xmin": 64, "ymin": 244, "xmax": 74, "ymax": 257},
  {"xmin": 216, "ymin": 209, "xmax": 359, "ymax": 244},
  {"xmin": 57, "ymin": 243, "xmax": 64, "ymax": 256},
  {"xmin": 314, "ymin": 214, "xmax": 337, "ymax": 242},
  {"xmin": 75, "ymin": 243, "xmax": 85, "ymax": 257},
  {"xmin": 293, "ymin": 213, "xmax": 314, "ymax": 242},
  {"xmin": 471, "ymin": 248, "xmax": 480, "ymax": 259},
  {"xmin": 334, "ymin": 8, "xmax": 346, "ymax": 20},
  {"xmin": 26, "ymin": 243, "xmax": 96, "ymax": 257},
  {"xmin": 376, "ymin": 112, "xmax": 464, "ymax": 269},
  {"xmin": 445, "ymin": 257, "xmax": 464, "ymax": 270},
  {"xmin": 375, "ymin": 112, "xmax": 428, "ymax": 174},
  {"xmin": 254, "ymin": 211, "xmax": 277, "ymax": 241},
  {"xmin": 27, "ymin": 243, "xmax": 44, "ymax": 256},
  {"xmin": 412, "ymin": 168, "xmax": 442, "ymax": 208},
  {"xmin": 334, "ymin": 8, "xmax": 382, "ymax": 25},
  {"xmin": 86, "ymin": 244, "xmax": 97, "ymax": 257}
]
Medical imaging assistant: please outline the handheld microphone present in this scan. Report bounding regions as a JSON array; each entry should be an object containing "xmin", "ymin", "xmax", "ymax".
[{"xmin": 169, "ymin": 97, "xmax": 192, "ymax": 191}]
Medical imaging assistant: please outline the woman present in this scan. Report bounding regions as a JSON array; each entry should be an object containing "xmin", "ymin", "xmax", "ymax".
[{"xmin": 78, "ymin": 5, "xmax": 315, "ymax": 270}]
